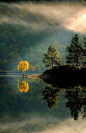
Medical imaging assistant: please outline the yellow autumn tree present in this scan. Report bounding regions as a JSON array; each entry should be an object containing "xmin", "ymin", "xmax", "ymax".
[
  {"xmin": 17, "ymin": 80, "xmax": 29, "ymax": 93},
  {"xmin": 17, "ymin": 60, "xmax": 29, "ymax": 75}
]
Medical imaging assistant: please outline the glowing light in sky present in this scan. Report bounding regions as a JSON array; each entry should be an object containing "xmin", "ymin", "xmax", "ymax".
[{"xmin": 66, "ymin": 9, "xmax": 86, "ymax": 33}]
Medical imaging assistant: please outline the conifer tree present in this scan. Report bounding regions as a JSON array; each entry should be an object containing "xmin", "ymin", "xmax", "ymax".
[
  {"xmin": 66, "ymin": 34, "xmax": 83, "ymax": 66},
  {"xmin": 42, "ymin": 44, "xmax": 61, "ymax": 69}
]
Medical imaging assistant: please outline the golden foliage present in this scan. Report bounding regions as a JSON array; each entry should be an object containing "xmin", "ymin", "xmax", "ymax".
[
  {"xmin": 17, "ymin": 80, "xmax": 29, "ymax": 93},
  {"xmin": 17, "ymin": 60, "xmax": 29, "ymax": 73}
]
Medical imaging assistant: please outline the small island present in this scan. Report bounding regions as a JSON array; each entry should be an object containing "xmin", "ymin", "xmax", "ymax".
[{"xmin": 39, "ymin": 34, "xmax": 86, "ymax": 88}]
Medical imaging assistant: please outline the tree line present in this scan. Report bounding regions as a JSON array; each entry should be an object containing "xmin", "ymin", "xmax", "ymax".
[
  {"xmin": 0, "ymin": 25, "xmax": 46, "ymax": 72},
  {"xmin": 0, "ymin": 24, "xmax": 86, "ymax": 72},
  {"xmin": 0, "ymin": 24, "xmax": 66, "ymax": 72},
  {"xmin": 43, "ymin": 34, "xmax": 86, "ymax": 69}
]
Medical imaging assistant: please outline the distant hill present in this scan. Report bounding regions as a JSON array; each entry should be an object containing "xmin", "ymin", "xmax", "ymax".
[{"xmin": 0, "ymin": 23, "xmax": 84, "ymax": 72}]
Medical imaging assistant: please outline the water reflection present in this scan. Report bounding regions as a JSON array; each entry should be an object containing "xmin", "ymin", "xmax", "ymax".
[
  {"xmin": 42, "ymin": 77, "xmax": 86, "ymax": 120},
  {"xmin": 17, "ymin": 80, "xmax": 29, "ymax": 93},
  {"xmin": 1, "ymin": 76, "xmax": 86, "ymax": 132},
  {"xmin": 1, "ymin": 75, "xmax": 86, "ymax": 121},
  {"xmin": 42, "ymin": 83, "xmax": 60, "ymax": 109},
  {"xmin": 0, "ymin": 76, "xmax": 46, "ymax": 119},
  {"xmin": 65, "ymin": 86, "xmax": 86, "ymax": 120},
  {"xmin": 65, "ymin": 86, "xmax": 83, "ymax": 120}
]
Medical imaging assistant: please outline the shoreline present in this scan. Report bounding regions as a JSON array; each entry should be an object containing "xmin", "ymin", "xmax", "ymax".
[
  {"xmin": 0, "ymin": 73, "xmax": 43, "ymax": 79},
  {"xmin": 22, "ymin": 74, "xmax": 42, "ymax": 79},
  {"xmin": 27, "ymin": 74, "xmax": 41, "ymax": 79}
]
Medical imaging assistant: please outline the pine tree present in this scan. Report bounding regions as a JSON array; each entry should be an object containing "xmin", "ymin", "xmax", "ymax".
[
  {"xmin": 66, "ymin": 34, "xmax": 83, "ymax": 66},
  {"xmin": 42, "ymin": 44, "xmax": 61, "ymax": 69}
]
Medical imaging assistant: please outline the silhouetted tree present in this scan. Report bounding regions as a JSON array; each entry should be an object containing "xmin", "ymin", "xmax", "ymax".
[{"xmin": 66, "ymin": 34, "xmax": 83, "ymax": 66}]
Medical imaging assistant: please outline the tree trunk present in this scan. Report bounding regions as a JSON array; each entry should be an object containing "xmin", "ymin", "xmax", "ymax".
[{"xmin": 22, "ymin": 71, "xmax": 25, "ymax": 77}]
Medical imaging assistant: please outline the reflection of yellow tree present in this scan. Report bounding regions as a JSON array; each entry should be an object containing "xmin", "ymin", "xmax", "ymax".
[{"xmin": 17, "ymin": 80, "xmax": 29, "ymax": 93}]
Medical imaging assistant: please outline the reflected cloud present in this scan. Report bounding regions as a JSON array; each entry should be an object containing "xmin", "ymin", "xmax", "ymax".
[
  {"xmin": 17, "ymin": 80, "xmax": 29, "ymax": 93},
  {"xmin": 0, "ymin": 114, "xmax": 86, "ymax": 133},
  {"xmin": 0, "ymin": 2, "xmax": 86, "ymax": 33}
]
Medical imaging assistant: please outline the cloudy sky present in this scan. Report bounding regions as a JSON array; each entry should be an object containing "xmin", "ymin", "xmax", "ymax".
[{"xmin": 0, "ymin": 1, "xmax": 86, "ymax": 34}]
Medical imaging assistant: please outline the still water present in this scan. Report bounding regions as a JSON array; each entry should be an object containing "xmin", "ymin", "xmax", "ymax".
[{"xmin": 0, "ymin": 74, "xmax": 86, "ymax": 133}]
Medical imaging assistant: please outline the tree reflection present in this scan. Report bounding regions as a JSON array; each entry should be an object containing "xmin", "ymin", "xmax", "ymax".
[
  {"xmin": 81, "ymin": 88, "xmax": 86, "ymax": 119},
  {"xmin": 65, "ymin": 85, "xmax": 86, "ymax": 120},
  {"xmin": 42, "ymin": 84, "xmax": 60, "ymax": 109},
  {"xmin": 17, "ymin": 80, "xmax": 29, "ymax": 93},
  {"xmin": 42, "ymin": 80, "xmax": 86, "ymax": 120},
  {"xmin": 82, "ymin": 106, "xmax": 86, "ymax": 119}
]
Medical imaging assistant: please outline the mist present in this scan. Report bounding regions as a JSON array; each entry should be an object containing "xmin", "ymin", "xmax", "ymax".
[
  {"xmin": 0, "ymin": 2, "xmax": 86, "ymax": 34},
  {"xmin": 0, "ymin": 114, "xmax": 86, "ymax": 133}
]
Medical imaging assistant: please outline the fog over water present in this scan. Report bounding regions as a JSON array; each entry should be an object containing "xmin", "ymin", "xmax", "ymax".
[
  {"xmin": 0, "ymin": 115, "xmax": 86, "ymax": 133},
  {"xmin": 0, "ymin": 2, "xmax": 86, "ymax": 33}
]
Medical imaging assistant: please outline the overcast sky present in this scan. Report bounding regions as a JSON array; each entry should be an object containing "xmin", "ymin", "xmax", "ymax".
[{"xmin": 0, "ymin": 2, "xmax": 86, "ymax": 34}]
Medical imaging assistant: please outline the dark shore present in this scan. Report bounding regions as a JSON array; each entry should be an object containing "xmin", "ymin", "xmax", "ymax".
[{"xmin": 39, "ymin": 65, "xmax": 86, "ymax": 88}]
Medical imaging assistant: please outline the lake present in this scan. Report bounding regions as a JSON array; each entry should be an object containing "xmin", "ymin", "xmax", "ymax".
[{"xmin": 0, "ymin": 74, "xmax": 86, "ymax": 133}]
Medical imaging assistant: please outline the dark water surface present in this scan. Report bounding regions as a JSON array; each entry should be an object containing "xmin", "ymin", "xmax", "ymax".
[{"xmin": 0, "ymin": 75, "xmax": 86, "ymax": 133}]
